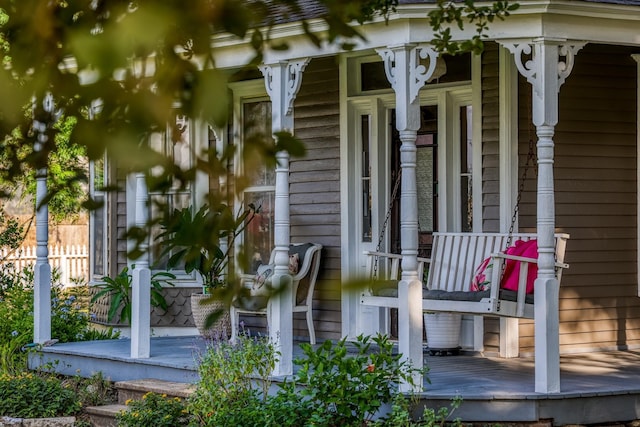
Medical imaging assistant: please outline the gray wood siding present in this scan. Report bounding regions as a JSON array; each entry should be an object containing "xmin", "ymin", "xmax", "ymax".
[
  {"xmin": 517, "ymin": 44, "xmax": 638, "ymax": 354},
  {"xmin": 481, "ymin": 43, "xmax": 502, "ymax": 351},
  {"xmin": 116, "ymin": 172, "xmax": 128, "ymax": 274},
  {"xmin": 290, "ymin": 56, "xmax": 342, "ymax": 340},
  {"xmin": 481, "ymin": 42, "xmax": 501, "ymax": 233}
]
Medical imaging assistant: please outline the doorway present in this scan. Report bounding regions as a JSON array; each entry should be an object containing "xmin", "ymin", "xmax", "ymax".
[{"xmin": 390, "ymin": 106, "xmax": 439, "ymax": 258}]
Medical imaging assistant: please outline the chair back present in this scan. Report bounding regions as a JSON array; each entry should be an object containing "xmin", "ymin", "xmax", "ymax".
[{"xmin": 290, "ymin": 243, "xmax": 322, "ymax": 307}]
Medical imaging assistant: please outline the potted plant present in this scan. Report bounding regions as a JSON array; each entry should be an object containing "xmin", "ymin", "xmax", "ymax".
[
  {"xmin": 156, "ymin": 203, "xmax": 255, "ymax": 338},
  {"xmin": 90, "ymin": 265, "xmax": 176, "ymax": 325}
]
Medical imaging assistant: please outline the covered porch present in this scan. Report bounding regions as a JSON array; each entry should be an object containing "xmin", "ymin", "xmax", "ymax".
[
  {"xmin": 27, "ymin": 1, "xmax": 640, "ymax": 405},
  {"xmin": 29, "ymin": 336, "xmax": 640, "ymax": 425}
]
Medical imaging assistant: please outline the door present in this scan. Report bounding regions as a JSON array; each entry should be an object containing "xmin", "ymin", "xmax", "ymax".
[{"xmin": 390, "ymin": 106, "xmax": 439, "ymax": 258}]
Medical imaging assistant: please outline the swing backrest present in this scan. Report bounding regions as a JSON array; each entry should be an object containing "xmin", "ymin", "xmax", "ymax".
[
  {"xmin": 426, "ymin": 232, "xmax": 569, "ymax": 293},
  {"xmin": 364, "ymin": 251, "xmax": 430, "ymax": 286}
]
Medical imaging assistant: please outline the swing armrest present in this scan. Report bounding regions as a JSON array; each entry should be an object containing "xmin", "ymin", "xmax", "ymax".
[
  {"xmin": 493, "ymin": 253, "xmax": 536, "ymax": 263},
  {"xmin": 493, "ymin": 253, "xmax": 569, "ymax": 270}
]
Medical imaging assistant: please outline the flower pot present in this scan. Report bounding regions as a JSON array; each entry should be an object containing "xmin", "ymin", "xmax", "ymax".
[
  {"xmin": 424, "ymin": 312, "xmax": 462, "ymax": 355},
  {"xmin": 191, "ymin": 293, "xmax": 230, "ymax": 339}
]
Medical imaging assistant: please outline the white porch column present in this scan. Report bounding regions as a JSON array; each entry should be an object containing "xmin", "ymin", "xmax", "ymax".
[
  {"xmin": 260, "ymin": 58, "xmax": 309, "ymax": 376},
  {"xmin": 378, "ymin": 44, "xmax": 439, "ymax": 392},
  {"xmin": 501, "ymin": 38, "xmax": 583, "ymax": 393},
  {"xmin": 130, "ymin": 172, "xmax": 151, "ymax": 358},
  {"xmin": 33, "ymin": 98, "xmax": 53, "ymax": 344}
]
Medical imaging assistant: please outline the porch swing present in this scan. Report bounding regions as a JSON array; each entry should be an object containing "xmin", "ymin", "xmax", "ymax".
[{"xmin": 360, "ymin": 135, "xmax": 570, "ymax": 320}]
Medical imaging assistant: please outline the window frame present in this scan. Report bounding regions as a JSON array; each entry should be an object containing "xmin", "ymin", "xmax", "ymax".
[
  {"xmin": 88, "ymin": 153, "xmax": 113, "ymax": 283},
  {"xmin": 124, "ymin": 116, "xmax": 209, "ymax": 286},
  {"xmin": 229, "ymin": 80, "xmax": 274, "ymax": 274}
]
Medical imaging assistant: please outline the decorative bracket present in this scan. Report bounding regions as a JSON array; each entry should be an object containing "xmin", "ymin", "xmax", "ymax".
[
  {"xmin": 377, "ymin": 44, "xmax": 439, "ymax": 103},
  {"xmin": 501, "ymin": 40, "xmax": 585, "ymax": 97},
  {"xmin": 260, "ymin": 58, "xmax": 310, "ymax": 116}
]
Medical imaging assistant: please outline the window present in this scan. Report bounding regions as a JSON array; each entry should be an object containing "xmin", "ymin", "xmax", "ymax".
[
  {"xmin": 361, "ymin": 115, "xmax": 372, "ymax": 242},
  {"xmin": 241, "ymin": 100, "xmax": 275, "ymax": 273},
  {"xmin": 89, "ymin": 154, "xmax": 108, "ymax": 281},
  {"xmin": 460, "ymin": 106, "xmax": 473, "ymax": 232},
  {"xmin": 352, "ymin": 53, "xmax": 472, "ymax": 95},
  {"xmin": 148, "ymin": 115, "xmax": 195, "ymax": 270}
]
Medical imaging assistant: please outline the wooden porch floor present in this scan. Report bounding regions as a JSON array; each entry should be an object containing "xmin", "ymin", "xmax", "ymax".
[{"xmin": 29, "ymin": 336, "xmax": 640, "ymax": 425}]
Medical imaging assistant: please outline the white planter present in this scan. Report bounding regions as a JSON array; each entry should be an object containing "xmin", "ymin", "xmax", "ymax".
[{"xmin": 424, "ymin": 312, "xmax": 462, "ymax": 353}]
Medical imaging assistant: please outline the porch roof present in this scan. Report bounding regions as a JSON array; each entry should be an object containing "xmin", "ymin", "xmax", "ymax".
[{"xmin": 213, "ymin": 0, "xmax": 640, "ymax": 70}]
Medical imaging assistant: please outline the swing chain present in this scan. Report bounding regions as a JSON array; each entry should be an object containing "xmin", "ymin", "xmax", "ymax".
[
  {"xmin": 373, "ymin": 169, "xmax": 402, "ymax": 278},
  {"xmin": 506, "ymin": 137, "xmax": 537, "ymax": 248}
]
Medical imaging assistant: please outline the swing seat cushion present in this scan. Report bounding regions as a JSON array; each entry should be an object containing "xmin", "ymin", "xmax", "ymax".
[
  {"xmin": 422, "ymin": 289, "xmax": 534, "ymax": 304},
  {"xmin": 369, "ymin": 286, "xmax": 535, "ymax": 304}
]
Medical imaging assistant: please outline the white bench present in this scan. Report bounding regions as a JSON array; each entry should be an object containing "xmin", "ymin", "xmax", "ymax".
[{"xmin": 360, "ymin": 232, "xmax": 569, "ymax": 319}]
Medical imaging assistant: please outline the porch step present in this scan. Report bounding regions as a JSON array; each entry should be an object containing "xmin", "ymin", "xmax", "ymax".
[
  {"xmin": 84, "ymin": 404, "xmax": 126, "ymax": 427},
  {"xmin": 85, "ymin": 379, "xmax": 195, "ymax": 426},
  {"xmin": 115, "ymin": 378, "xmax": 195, "ymax": 404}
]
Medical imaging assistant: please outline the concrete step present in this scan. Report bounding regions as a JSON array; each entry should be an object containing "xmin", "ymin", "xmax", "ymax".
[
  {"xmin": 85, "ymin": 378, "xmax": 195, "ymax": 426},
  {"xmin": 115, "ymin": 378, "xmax": 195, "ymax": 404},
  {"xmin": 84, "ymin": 404, "xmax": 126, "ymax": 427}
]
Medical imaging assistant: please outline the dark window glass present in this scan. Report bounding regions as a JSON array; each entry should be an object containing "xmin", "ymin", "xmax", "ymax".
[{"xmin": 361, "ymin": 62, "xmax": 391, "ymax": 91}]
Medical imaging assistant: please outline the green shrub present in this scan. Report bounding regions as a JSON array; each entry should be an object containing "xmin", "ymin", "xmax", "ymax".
[
  {"xmin": 186, "ymin": 333, "xmax": 444, "ymax": 426},
  {"xmin": 285, "ymin": 333, "xmax": 425, "ymax": 425},
  {"xmin": 0, "ymin": 372, "xmax": 81, "ymax": 418},
  {"xmin": 117, "ymin": 392, "xmax": 190, "ymax": 427},
  {"xmin": 187, "ymin": 333, "xmax": 278, "ymax": 426},
  {"xmin": 0, "ymin": 266, "xmax": 119, "ymax": 375},
  {"xmin": 63, "ymin": 371, "xmax": 117, "ymax": 408},
  {"xmin": 185, "ymin": 332, "xmax": 463, "ymax": 426}
]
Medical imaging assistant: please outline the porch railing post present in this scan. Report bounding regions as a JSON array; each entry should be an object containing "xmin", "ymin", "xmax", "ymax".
[
  {"xmin": 378, "ymin": 44, "xmax": 439, "ymax": 392},
  {"xmin": 501, "ymin": 38, "xmax": 583, "ymax": 393},
  {"xmin": 260, "ymin": 58, "xmax": 309, "ymax": 376},
  {"xmin": 33, "ymin": 142, "xmax": 51, "ymax": 344},
  {"xmin": 33, "ymin": 94, "xmax": 56, "ymax": 345},
  {"xmin": 131, "ymin": 172, "xmax": 151, "ymax": 358}
]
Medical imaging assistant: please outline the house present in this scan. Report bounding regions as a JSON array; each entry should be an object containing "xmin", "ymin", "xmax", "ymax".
[{"xmin": 32, "ymin": 0, "xmax": 640, "ymax": 400}]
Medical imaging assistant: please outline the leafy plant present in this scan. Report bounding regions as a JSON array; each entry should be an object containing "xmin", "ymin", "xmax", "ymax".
[
  {"xmin": 80, "ymin": 326, "xmax": 121, "ymax": 341},
  {"xmin": 429, "ymin": 0, "xmax": 520, "ymax": 55},
  {"xmin": 117, "ymin": 392, "xmax": 190, "ymax": 427},
  {"xmin": 21, "ymin": 115, "xmax": 88, "ymax": 223},
  {"xmin": 368, "ymin": 393, "xmax": 462, "ymax": 427},
  {"xmin": 51, "ymin": 289, "xmax": 92, "ymax": 343},
  {"xmin": 185, "ymin": 332, "xmax": 452, "ymax": 426},
  {"xmin": 0, "ymin": 372, "xmax": 81, "ymax": 418},
  {"xmin": 290, "ymin": 333, "xmax": 426, "ymax": 425},
  {"xmin": 0, "ymin": 268, "xmax": 120, "ymax": 375},
  {"xmin": 156, "ymin": 203, "xmax": 256, "ymax": 294},
  {"xmin": 63, "ymin": 371, "xmax": 117, "ymax": 408},
  {"xmin": 0, "ymin": 332, "xmax": 28, "ymax": 376},
  {"xmin": 0, "ymin": 209, "xmax": 24, "ymax": 263},
  {"xmin": 187, "ymin": 332, "xmax": 278, "ymax": 426},
  {"xmin": 90, "ymin": 265, "xmax": 176, "ymax": 324},
  {"xmin": 419, "ymin": 397, "xmax": 463, "ymax": 427}
]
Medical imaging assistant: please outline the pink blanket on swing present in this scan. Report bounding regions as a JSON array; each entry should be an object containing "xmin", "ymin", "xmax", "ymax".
[
  {"xmin": 501, "ymin": 239, "xmax": 538, "ymax": 294},
  {"xmin": 471, "ymin": 239, "xmax": 538, "ymax": 294}
]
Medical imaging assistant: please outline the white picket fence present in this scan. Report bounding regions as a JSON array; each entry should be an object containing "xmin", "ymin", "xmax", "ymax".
[{"xmin": 0, "ymin": 245, "xmax": 89, "ymax": 286}]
